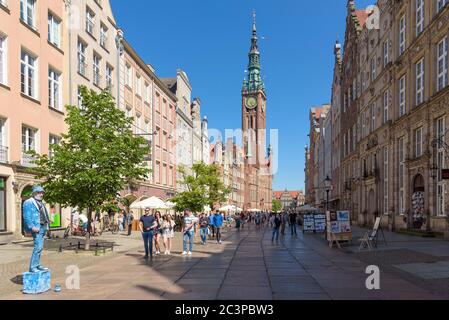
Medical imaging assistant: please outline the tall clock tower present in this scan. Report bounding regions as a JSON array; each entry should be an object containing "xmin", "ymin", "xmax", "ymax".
[{"xmin": 241, "ymin": 12, "xmax": 272, "ymax": 211}]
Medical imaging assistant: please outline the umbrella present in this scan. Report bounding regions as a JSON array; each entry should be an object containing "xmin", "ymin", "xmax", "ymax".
[
  {"xmin": 297, "ymin": 205, "xmax": 321, "ymax": 213},
  {"xmin": 130, "ymin": 196, "xmax": 168, "ymax": 209},
  {"xmin": 165, "ymin": 201, "xmax": 175, "ymax": 208},
  {"xmin": 219, "ymin": 205, "xmax": 237, "ymax": 212}
]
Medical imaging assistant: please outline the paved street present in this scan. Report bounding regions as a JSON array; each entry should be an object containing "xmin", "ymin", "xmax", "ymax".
[{"xmin": 1, "ymin": 223, "xmax": 449, "ymax": 300}]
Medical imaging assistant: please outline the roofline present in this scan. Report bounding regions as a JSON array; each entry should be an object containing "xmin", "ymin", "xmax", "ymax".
[{"xmin": 123, "ymin": 39, "xmax": 178, "ymax": 102}]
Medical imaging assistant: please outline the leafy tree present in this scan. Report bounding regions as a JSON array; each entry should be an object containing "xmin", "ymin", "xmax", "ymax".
[
  {"xmin": 172, "ymin": 163, "xmax": 230, "ymax": 214},
  {"xmin": 272, "ymin": 200, "xmax": 282, "ymax": 213},
  {"xmin": 31, "ymin": 86, "xmax": 149, "ymax": 249}
]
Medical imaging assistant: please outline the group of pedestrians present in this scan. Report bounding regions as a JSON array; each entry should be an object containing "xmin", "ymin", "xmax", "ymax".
[
  {"xmin": 270, "ymin": 211, "xmax": 301, "ymax": 242},
  {"xmin": 139, "ymin": 209, "xmax": 228, "ymax": 259},
  {"xmin": 139, "ymin": 208, "xmax": 176, "ymax": 260}
]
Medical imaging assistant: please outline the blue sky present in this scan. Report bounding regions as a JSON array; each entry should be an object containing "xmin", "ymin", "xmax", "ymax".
[{"xmin": 110, "ymin": 0, "xmax": 374, "ymax": 191}]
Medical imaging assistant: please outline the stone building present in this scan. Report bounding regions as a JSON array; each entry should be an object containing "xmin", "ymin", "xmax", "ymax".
[
  {"xmin": 308, "ymin": 0, "xmax": 449, "ymax": 234},
  {"xmin": 0, "ymin": 0, "xmax": 67, "ymax": 242},
  {"xmin": 273, "ymin": 190, "xmax": 305, "ymax": 211}
]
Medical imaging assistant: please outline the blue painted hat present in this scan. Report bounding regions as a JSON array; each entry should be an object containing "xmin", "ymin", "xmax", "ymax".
[{"xmin": 32, "ymin": 185, "xmax": 44, "ymax": 194}]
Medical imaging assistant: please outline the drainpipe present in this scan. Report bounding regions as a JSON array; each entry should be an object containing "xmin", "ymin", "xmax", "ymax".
[{"xmin": 115, "ymin": 29, "xmax": 124, "ymax": 109}]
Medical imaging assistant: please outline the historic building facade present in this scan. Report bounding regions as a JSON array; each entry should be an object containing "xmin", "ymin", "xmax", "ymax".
[
  {"xmin": 161, "ymin": 70, "xmax": 193, "ymax": 193},
  {"xmin": 0, "ymin": 0, "xmax": 68, "ymax": 242},
  {"xmin": 273, "ymin": 190, "xmax": 305, "ymax": 211},
  {"xmin": 241, "ymin": 14, "xmax": 273, "ymax": 211},
  {"xmin": 307, "ymin": 0, "xmax": 449, "ymax": 234}
]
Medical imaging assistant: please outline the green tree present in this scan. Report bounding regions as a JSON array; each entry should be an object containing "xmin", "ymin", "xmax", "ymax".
[
  {"xmin": 272, "ymin": 200, "xmax": 282, "ymax": 213},
  {"xmin": 31, "ymin": 86, "xmax": 149, "ymax": 249},
  {"xmin": 172, "ymin": 163, "xmax": 230, "ymax": 214}
]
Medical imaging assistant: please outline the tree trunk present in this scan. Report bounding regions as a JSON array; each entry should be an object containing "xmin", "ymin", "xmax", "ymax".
[{"xmin": 85, "ymin": 207, "xmax": 92, "ymax": 251}]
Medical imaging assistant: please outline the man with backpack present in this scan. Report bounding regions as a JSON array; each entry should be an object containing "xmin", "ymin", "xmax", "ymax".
[{"xmin": 271, "ymin": 213, "xmax": 281, "ymax": 242}]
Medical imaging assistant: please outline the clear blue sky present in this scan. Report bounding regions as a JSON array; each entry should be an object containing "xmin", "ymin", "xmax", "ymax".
[{"xmin": 110, "ymin": 0, "xmax": 373, "ymax": 191}]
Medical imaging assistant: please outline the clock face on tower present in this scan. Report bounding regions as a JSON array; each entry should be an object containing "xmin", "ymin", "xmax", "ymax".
[{"xmin": 245, "ymin": 96, "xmax": 257, "ymax": 110}]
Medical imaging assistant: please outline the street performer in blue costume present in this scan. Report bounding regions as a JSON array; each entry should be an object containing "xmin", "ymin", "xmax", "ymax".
[{"xmin": 23, "ymin": 185, "xmax": 51, "ymax": 273}]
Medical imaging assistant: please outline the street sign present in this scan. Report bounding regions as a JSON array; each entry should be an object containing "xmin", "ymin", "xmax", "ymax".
[{"xmin": 442, "ymin": 169, "xmax": 449, "ymax": 180}]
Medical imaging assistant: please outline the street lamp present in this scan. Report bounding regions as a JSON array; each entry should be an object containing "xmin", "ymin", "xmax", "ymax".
[
  {"xmin": 324, "ymin": 175, "xmax": 332, "ymax": 212},
  {"xmin": 430, "ymin": 163, "xmax": 439, "ymax": 180}
]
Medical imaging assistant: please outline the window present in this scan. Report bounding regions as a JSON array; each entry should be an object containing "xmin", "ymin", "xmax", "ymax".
[
  {"xmin": 437, "ymin": 37, "xmax": 448, "ymax": 92},
  {"xmin": 105, "ymin": 64, "xmax": 112, "ymax": 92},
  {"xmin": 136, "ymin": 115, "xmax": 142, "ymax": 135},
  {"xmin": 383, "ymin": 40, "xmax": 389, "ymax": 67},
  {"xmin": 77, "ymin": 86, "xmax": 83, "ymax": 109},
  {"xmin": 77, "ymin": 39, "xmax": 87, "ymax": 76},
  {"xmin": 162, "ymin": 164, "xmax": 167, "ymax": 185},
  {"xmin": 125, "ymin": 64, "xmax": 132, "ymax": 87},
  {"xmin": 144, "ymin": 82, "xmax": 149, "ymax": 102},
  {"xmin": 399, "ymin": 15, "xmax": 406, "ymax": 55},
  {"xmin": 0, "ymin": 118, "xmax": 6, "ymax": 163},
  {"xmin": 0, "ymin": 35, "xmax": 6, "ymax": 85},
  {"xmin": 168, "ymin": 166, "xmax": 173, "ymax": 186},
  {"xmin": 155, "ymin": 161, "xmax": 160, "ymax": 184},
  {"xmin": 20, "ymin": 0, "xmax": 36, "ymax": 28},
  {"xmin": 416, "ymin": 0, "xmax": 424, "ymax": 36},
  {"xmin": 48, "ymin": 134, "xmax": 60, "ymax": 158},
  {"xmin": 437, "ymin": 117, "xmax": 445, "ymax": 216},
  {"xmin": 48, "ymin": 68, "xmax": 61, "ymax": 110},
  {"xmin": 93, "ymin": 53, "xmax": 101, "ymax": 86},
  {"xmin": 415, "ymin": 127, "xmax": 423, "ymax": 158},
  {"xmin": 100, "ymin": 24, "xmax": 108, "ymax": 48},
  {"xmin": 0, "ymin": 176, "xmax": 5, "ymax": 231},
  {"xmin": 383, "ymin": 90, "xmax": 389, "ymax": 124},
  {"xmin": 86, "ymin": 8, "xmax": 95, "ymax": 35},
  {"xmin": 136, "ymin": 74, "xmax": 142, "ymax": 96},
  {"xmin": 371, "ymin": 104, "xmax": 376, "ymax": 132},
  {"xmin": 399, "ymin": 138, "xmax": 405, "ymax": 215},
  {"xmin": 438, "ymin": 0, "xmax": 448, "ymax": 12},
  {"xmin": 352, "ymin": 124, "xmax": 356, "ymax": 151},
  {"xmin": 416, "ymin": 58, "xmax": 424, "ymax": 105},
  {"xmin": 48, "ymin": 13, "xmax": 61, "ymax": 48},
  {"xmin": 399, "ymin": 75, "xmax": 406, "ymax": 117},
  {"xmin": 370, "ymin": 57, "xmax": 376, "ymax": 81},
  {"xmin": 22, "ymin": 126, "xmax": 37, "ymax": 153},
  {"xmin": 384, "ymin": 147, "xmax": 389, "ymax": 214},
  {"xmin": 21, "ymin": 50, "xmax": 37, "ymax": 98}
]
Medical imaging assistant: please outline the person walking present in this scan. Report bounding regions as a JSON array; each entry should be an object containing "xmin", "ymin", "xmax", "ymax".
[
  {"xmin": 118, "ymin": 211, "xmax": 124, "ymax": 232},
  {"xmin": 122, "ymin": 210, "xmax": 127, "ymax": 231},
  {"xmin": 162, "ymin": 214, "xmax": 175, "ymax": 255},
  {"xmin": 127, "ymin": 211, "xmax": 134, "ymax": 236},
  {"xmin": 271, "ymin": 213, "xmax": 281, "ymax": 243},
  {"xmin": 289, "ymin": 212, "xmax": 298, "ymax": 237},
  {"xmin": 208, "ymin": 213, "xmax": 215, "ymax": 239},
  {"xmin": 213, "ymin": 210, "xmax": 223, "ymax": 244},
  {"xmin": 280, "ymin": 211, "xmax": 287, "ymax": 235},
  {"xmin": 199, "ymin": 214, "xmax": 209, "ymax": 245},
  {"xmin": 139, "ymin": 208, "xmax": 157, "ymax": 260},
  {"xmin": 23, "ymin": 186, "xmax": 51, "ymax": 273},
  {"xmin": 153, "ymin": 211, "xmax": 163, "ymax": 255},
  {"xmin": 182, "ymin": 210, "xmax": 198, "ymax": 255}
]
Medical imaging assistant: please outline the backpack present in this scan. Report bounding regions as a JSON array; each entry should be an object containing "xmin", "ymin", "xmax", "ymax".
[{"xmin": 274, "ymin": 217, "xmax": 281, "ymax": 228}]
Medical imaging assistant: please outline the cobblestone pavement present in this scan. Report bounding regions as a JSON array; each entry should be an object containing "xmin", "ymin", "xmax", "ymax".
[{"xmin": 1, "ymin": 224, "xmax": 449, "ymax": 300}]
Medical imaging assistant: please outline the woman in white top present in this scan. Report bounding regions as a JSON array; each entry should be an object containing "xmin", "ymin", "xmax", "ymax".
[{"xmin": 162, "ymin": 214, "xmax": 176, "ymax": 255}]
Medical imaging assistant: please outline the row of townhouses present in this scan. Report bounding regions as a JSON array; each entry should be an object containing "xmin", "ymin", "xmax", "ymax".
[
  {"xmin": 305, "ymin": 0, "xmax": 449, "ymax": 234},
  {"xmin": 0, "ymin": 0, "xmax": 210, "ymax": 243}
]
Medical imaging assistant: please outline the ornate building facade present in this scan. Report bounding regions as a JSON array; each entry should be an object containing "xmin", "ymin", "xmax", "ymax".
[{"xmin": 306, "ymin": 0, "xmax": 449, "ymax": 234}]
